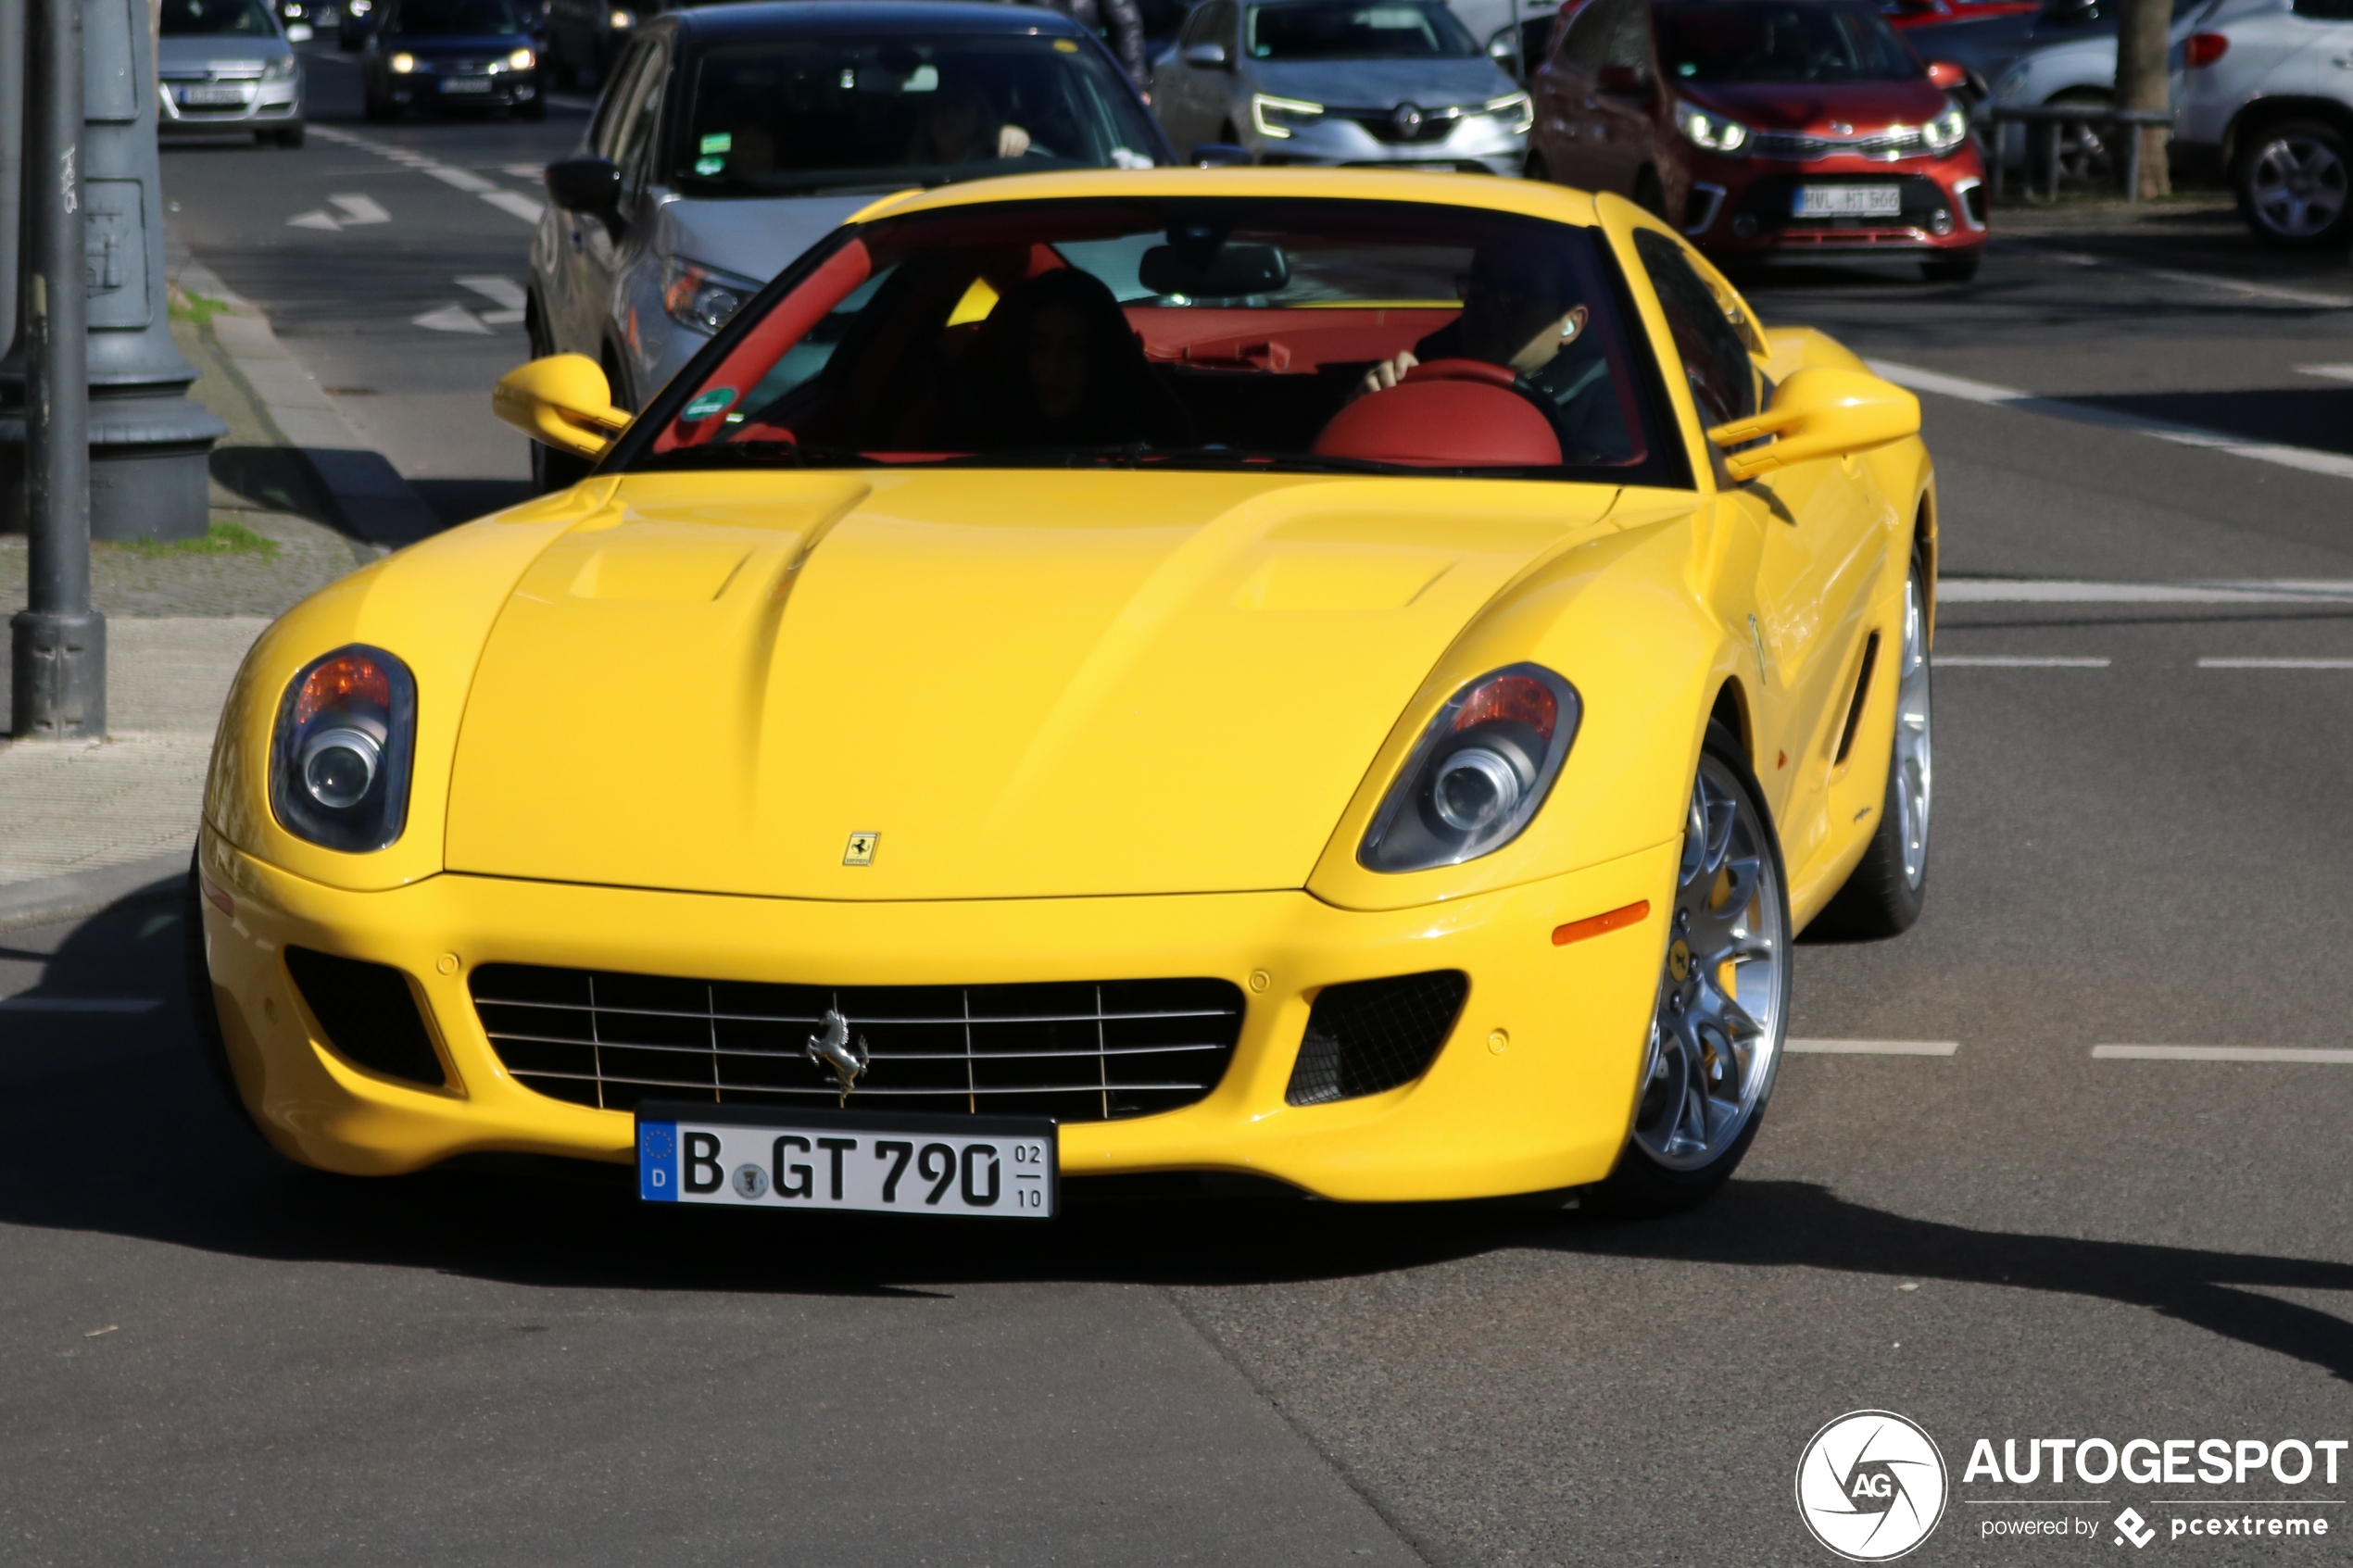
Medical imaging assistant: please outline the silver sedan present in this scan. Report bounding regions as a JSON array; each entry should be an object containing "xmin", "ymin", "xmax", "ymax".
[
  {"xmin": 158, "ymin": 0, "xmax": 307, "ymax": 147},
  {"xmin": 1150, "ymin": 0, "xmax": 1529, "ymax": 174}
]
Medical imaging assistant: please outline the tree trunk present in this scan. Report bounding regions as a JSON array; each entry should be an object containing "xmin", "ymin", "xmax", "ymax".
[{"xmin": 2114, "ymin": 0, "xmax": 2172, "ymax": 198}]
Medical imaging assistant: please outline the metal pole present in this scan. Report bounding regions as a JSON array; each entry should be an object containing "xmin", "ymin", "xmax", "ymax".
[
  {"xmin": 0, "ymin": 0, "xmax": 24, "ymax": 363},
  {"xmin": 12, "ymin": 0, "xmax": 107, "ymax": 739},
  {"xmin": 2122, "ymin": 113, "xmax": 2143, "ymax": 204}
]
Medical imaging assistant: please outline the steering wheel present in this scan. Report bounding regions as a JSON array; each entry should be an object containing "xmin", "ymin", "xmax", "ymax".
[{"xmin": 1404, "ymin": 358, "xmax": 1574, "ymax": 452}]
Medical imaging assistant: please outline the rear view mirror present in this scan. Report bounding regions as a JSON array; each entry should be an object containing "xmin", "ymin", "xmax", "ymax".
[
  {"xmin": 1139, "ymin": 241, "xmax": 1290, "ymax": 296},
  {"xmin": 1705, "ymin": 367, "xmax": 1919, "ymax": 482},
  {"xmin": 1926, "ymin": 59, "xmax": 1967, "ymax": 90},
  {"xmin": 493, "ymin": 354, "xmax": 632, "ymax": 458},
  {"xmin": 1183, "ymin": 41, "xmax": 1229, "ymax": 68}
]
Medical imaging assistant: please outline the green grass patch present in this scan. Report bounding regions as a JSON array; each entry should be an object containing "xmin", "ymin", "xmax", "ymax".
[
  {"xmin": 107, "ymin": 517, "xmax": 281, "ymax": 559},
  {"xmin": 170, "ymin": 290, "xmax": 233, "ymax": 327}
]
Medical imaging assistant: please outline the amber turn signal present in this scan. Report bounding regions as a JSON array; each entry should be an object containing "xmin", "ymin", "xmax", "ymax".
[{"xmin": 1552, "ymin": 900, "xmax": 1649, "ymax": 947}]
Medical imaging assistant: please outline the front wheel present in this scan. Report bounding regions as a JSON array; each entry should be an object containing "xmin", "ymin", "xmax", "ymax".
[
  {"xmin": 2235, "ymin": 120, "xmax": 2353, "ymax": 248},
  {"xmin": 1594, "ymin": 723, "xmax": 1791, "ymax": 1216}
]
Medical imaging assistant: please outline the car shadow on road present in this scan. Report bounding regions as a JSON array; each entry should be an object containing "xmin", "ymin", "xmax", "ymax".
[{"xmin": 6, "ymin": 883, "xmax": 2349, "ymax": 1377}]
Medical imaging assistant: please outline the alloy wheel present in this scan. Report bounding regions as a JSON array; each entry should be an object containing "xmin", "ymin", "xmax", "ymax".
[
  {"xmin": 2248, "ymin": 136, "xmax": 2348, "ymax": 239},
  {"xmin": 1631, "ymin": 754, "xmax": 1787, "ymax": 1172}
]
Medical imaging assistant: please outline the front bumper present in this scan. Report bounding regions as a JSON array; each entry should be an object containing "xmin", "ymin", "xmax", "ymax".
[
  {"xmin": 1248, "ymin": 115, "xmax": 1526, "ymax": 177},
  {"xmin": 384, "ymin": 69, "xmax": 538, "ymax": 109},
  {"xmin": 196, "ymin": 826, "xmax": 1677, "ymax": 1201},
  {"xmin": 1678, "ymin": 147, "xmax": 1987, "ymax": 257},
  {"xmin": 157, "ymin": 81, "xmax": 303, "ymax": 132}
]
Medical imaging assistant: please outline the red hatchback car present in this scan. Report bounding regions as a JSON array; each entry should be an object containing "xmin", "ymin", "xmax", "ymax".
[{"xmin": 1528, "ymin": 0, "xmax": 1987, "ymax": 281}]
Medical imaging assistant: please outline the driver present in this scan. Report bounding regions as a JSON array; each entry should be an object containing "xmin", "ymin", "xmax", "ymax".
[
  {"xmin": 907, "ymin": 76, "xmax": 1032, "ymax": 165},
  {"xmin": 1352, "ymin": 246, "xmax": 1629, "ymax": 463}
]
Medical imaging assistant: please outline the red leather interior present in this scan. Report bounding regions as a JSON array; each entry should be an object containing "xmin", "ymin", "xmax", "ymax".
[
  {"xmin": 1312, "ymin": 380, "xmax": 1562, "ymax": 469},
  {"xmin": 1127, "ymin": 307, "xmax": 1458, "ymax": 371}
]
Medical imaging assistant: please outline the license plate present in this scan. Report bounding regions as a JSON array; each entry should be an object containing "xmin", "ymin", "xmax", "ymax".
[
  {"xmin": 179, "ymin": 84, "xmax": 250, "ymax": 105},
  {"xmin": 1793, "ymin": 183, "xmax": 1902, "ymax": 218},
  {"xmin": 440, "ymin": 76, "xmax": 494, "ymax": 93},
  {"xmin": 636, "ymin": 1102, "xmax": 1058, "ymax": 1219}
]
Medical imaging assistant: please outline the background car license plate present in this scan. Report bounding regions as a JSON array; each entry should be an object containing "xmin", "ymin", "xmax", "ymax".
[
  {"xmin": 179, "ymin": 84, "xmax": 249, "ymax": 105},
  {"xmin": 440, "ymin": 77, "xmax": 494, "ymax": 93},
  {"xmin": 636, "ymin": 1102, "xmax": 1057, "ymax": 1219},
  {"xmin": 1793, "ymin": 184, "xmax": 1902, "ymax": 218}
]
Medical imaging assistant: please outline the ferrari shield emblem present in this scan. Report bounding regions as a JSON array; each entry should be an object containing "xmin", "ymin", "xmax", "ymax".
[{"xmin": 843, "ymin": 831, "xmax": 878, "ymax": 866}]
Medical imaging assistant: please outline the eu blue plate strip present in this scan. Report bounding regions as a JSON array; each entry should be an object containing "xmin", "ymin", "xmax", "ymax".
[{"xmin": 638, "ymin": 1121, "xmax": 678, "ymax": 1201}]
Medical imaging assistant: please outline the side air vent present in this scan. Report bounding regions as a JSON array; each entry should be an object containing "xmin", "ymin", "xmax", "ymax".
[
  {"xmin": 1285, "ymin": 972, "xmax": 1469, "ymax": 1106},
  {"xmin": 284, "ymin": 947, "xmax": 446, "ymax": 1087},
  {"xmin": 1834, "ymin": 632, "xmax": 1881, "ymax": 765}
]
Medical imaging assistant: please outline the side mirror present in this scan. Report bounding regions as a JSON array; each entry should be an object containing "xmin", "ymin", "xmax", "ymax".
[
  {"xmin": 1706, "ymin": 367, "xmax": 1919, "ymax": 483},
  {"xmin": 1926, "ymin": 59, "xmax": 1967, "ymax": 90},
  {"xmin": 493, "ymin": 354, "xmax": 632, "ymax": 458},
  {"xmin": 1189, "ymin": 141, "xmax": 1252, "ymax": 167},
  {"xmin": 545, "ymin": 155, "xmax": 622, "ymax": 218},
  {"xmin": 1183, "ymin": 40, "xmax": 1229, "ymax": 68}
]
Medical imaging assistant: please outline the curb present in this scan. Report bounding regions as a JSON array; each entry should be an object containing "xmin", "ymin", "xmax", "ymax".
[
  {"xmin": 170, "ymin": 252, "xmax": 441, "ymax": 548},
  {"xmin": 0, "ymin": 852, "xmax": 189, "ymax": 935}
]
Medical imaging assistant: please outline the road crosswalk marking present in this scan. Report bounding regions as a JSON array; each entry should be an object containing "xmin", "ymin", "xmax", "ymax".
[
  {"xmin": 0, "ymin": 997, "xmax": 162, "ymax": 1013},
  {"xmin": 1940, "ymin": 579, "xmax": 2353, "ymax": 604},
  {"xmin": 307, "ymin": 123, "xmax": 546, "ymax": 228},
  {"xmin": 2196, "ymin": 658, "xmax": 2353, "ymax": 669}
]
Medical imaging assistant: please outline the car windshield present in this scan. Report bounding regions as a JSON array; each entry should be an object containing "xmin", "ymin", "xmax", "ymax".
[
  {"xmin": 676, "ymin": 37, "xmax": 1164, "ymax": 197},
  {"xmin": 161, "ymin": 0, "xmax": 275, "ymax": 35},
  {"xmin": 384, "ymin": 0, "xmax": 529, "ymax": 35},
  {"xmin": 623, "ymin": 196, "xmax": 1680, "ymax": 485},
  {"xmin": 1656, "ymin": 3, "xmax": 1921, "ymax": 82},
  {"xmin": 1244, "ymin": 2, "xmax": 1481, "ymax": 59}
]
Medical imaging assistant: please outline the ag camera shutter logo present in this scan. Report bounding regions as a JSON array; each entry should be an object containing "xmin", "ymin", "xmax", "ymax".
[{"xmin": 1796, "ymin": 1410, "xmax": 1949, "ymax": 1561}]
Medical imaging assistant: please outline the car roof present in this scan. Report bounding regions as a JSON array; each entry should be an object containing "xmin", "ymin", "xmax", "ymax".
[
  {"xmin": 842, "ymin": 166, "xmax": 1609, "ymax": 228},
  {"xmin": 673, "ymin": 0, "xmax": 1091, "ymax": 42}
]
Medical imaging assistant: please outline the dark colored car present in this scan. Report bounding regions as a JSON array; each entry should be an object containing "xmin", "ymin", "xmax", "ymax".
[
  {"xmin": 544, "ymin": 0, "xmax": 681, "ymax": 85},
  {"xmin": 1528, "ymin": 0, "xmax": 1986, "ymax": 280},
  {"xmin": 363, "ymin": 0, "xmax": 546, "ymax": 117},
  {"xmin": 1894, "ymin": 0, "xmax": 2168, "ymax": 94}
]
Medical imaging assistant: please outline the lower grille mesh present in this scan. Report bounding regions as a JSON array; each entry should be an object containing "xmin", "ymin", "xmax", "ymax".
[
  {"xmin": 1286, "ymin": 972, "xmax": 1468, "ymax": 1106},
  {"xmin": 471, "ymin": 966, "xmax": 1245, "ymax": 1123}
]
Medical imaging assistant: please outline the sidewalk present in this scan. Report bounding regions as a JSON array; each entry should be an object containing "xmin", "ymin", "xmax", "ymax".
[{"xmin": 0, "ymin": 244, "xmax": 438, "ymax": 931}]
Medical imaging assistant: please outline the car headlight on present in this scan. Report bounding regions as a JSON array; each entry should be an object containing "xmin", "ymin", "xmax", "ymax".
[
  {"xmin": 609, "ymin": 7, "xmax": 634, "ymax": 28},
  {"xmin": 1483, "ymin": 91, "xmax": 1534, "ymax": 134},
  {"xmin": 349, "ymin": 0, "xmax": 371, "ymax": 14},
  {"xmin": 270, "ymin": 646, "xmax": 418, "ymax": 853},
  {"xmin": 1359, "ymin": 664, "xmax": 1581, "ymax": 872},
  {"xmin": 662, "ymin": 256, "xmax": 762, "ymax": 333},
  {"xmin": 262, "ymin": 53, "xmax": 298, "ymax": 80},
  {"xmin": 1922, "ymin": 101, "xmax": 1970, "ymax": 154},
  {"xmin": 508, "ymin": 45, "xmax": 535, "ymax": 69},
  {"xmin": 1674, "ymin": 98, "xmax": 1750, "ymax": 154},
  {"xmin": 389, "ymin": 50, "xmax": 415, "ymax": 72},
  {"xmin": 1252, "ymin": 94, "xmax": 1324, "ymax": 139}
]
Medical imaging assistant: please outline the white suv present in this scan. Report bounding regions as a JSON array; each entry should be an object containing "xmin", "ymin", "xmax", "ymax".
[{"xmin": 2176, "ymin": 0, "xmax": 2353, "ymax": 245}]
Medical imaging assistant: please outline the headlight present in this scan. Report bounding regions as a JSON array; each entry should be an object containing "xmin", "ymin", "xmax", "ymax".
[
  {"xmin": 1251, "ymin": 94, "xmax": 1324, "ymax": 139},
  {"xmin": 1922, "ymin": 101, "xmax": 1970, "ymax": 154},
  {"xmin": 388, "ymin": 50, "xmax": 415, "ymax": 72},
  {"xmin": 1359, "ymin": 664, "xmax": 1581, "ymax": 873},
  {"xmin": 662, "ymin": 256, "xmax": 761, "ymax": 333},
  {"xmin": 609, "ymin": 7, "xmax": 634, "ymax": 28},
  {"xmin": 271, "ymin": 646, "xmax": 418, "ymax": 853},
  {"xmin": 350, "ymin": 0, "xmax": 371, "ymax": 13},
  {"xmin": 263, "ymin": 54, "xmax": 298, "ymax": 80},
  {"xmin": 1483, "ymin": 91, "xmax": 1534, "ymax": 134},
  {"xmin": 508, "ymin": 45, "xmax": 535, "ymax": 69},
  {"xmin": 1674, "ymin": 98, "xmax": 1750, "ymax": 154}
]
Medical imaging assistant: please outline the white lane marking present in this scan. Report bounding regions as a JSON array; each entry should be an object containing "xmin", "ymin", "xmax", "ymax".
[
  {"xmin": 1940, "ymin": 578, "xmax": 2353, "ymax": 604},
  {"xmin": 2196, "ymin": 657, "xmax": 2353, "ymax": 669},
  {"xmin": 478, "ymin": 188, "xmax": 545, "ymax": 224},
  {"xmin": 423, "ymin": 164, "xmax": 497, "ymax": 194},
  {"xmin": 329, "ymin": 193, "xmax": 390, "ymax": 225},
  {"xmin": 2296, "ymin": 364, "xmax": 2353, "ymax": 383},
  {"xmin": 458, "ymin": 275, "xmax": 527, "ymax": 324},
  {"xmin": 1869, "ymin": 358, "xmax": 2353, "ymax": 483},
  {"xmin": 413, "ymin": 302, "xmax": 491, "ymax": 333},
  {"xmin": 1932, "ymin": 655, "xmax": 2110, "ymax": 668},
  {"xmin": 501, "ymin": 162, "xmax": 545, "ymax": 181},
  {"xmin": 287, "ymin": 207, "xmax": 342, "ymax": 231},
  {"xmin": 0, "ymin": 997, "xmax": 162, "ymax": 1013},
  {"xmin": 1787, "ymin": 1038, "xmax": 1958, "ymax": 1056},
  {"xmin": 2032, "ymin": 246, "xmax": 2353, "ymax": 308},
  {"xmin": 2094, "ymin": 1044, "xmax": 2353, "ymax": 1063}
]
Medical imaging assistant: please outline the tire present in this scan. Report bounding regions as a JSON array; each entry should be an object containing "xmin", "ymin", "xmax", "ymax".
[
  {"xmin": 2047, "ymin": 89, "xmax": 2114, "ymax": 185},
  {"xmin": 183, "ymin": 851, "xmax": 286, "ymax": 1157},
  {"xmin": 276, "ymin": 124, "xmax": 306, "ymax": 148},
  {"xmin": 1592, "ymin": 721, "xmax": 1792, "ymax": 1217},
  {"xmin": 526, "ymin": 304, "xmax": 596, "ymax": 492},
  {"xmin": 362, "ymin": 87, "xmax": 392, "ymax": 122},
  {"xmin": 518, "ymin": 93, "xmax": 546, "ymax": 121},
  {"xmin": 2234, "ymin": 119, "xmax": 2353, "ymax": 249},
  {"xmin": 1919, "ymin": 248, "xmax": 1982, "ymax": 283},
  {"xmin": 1814, "ymin": 545, "xmax": 1933, "ymax": 938},
  {"xmin": 1632, "ymin": 166, "xmax": 1668, "ymax": 220}
]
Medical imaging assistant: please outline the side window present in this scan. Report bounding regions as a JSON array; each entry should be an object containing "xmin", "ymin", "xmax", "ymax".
[
  {"xmin": 1557, "ymin": 0, "xmax": 1622, "ymax": 69},
  {"xmin": 2293, "ymin": 0, "xmax": 2353, "ymax": 18},
  {"xmin": 613, "ymin": 45, "xmax": 672, "ymax": 205},
  {"xmin": 591, "ymin": 40, "xmax": 653, "ymax": 158},
  {"xmin": 1633, "ymin": 230, "xmax": 1755, "ymax": 431},
  {"xmin": 1604, "ymin": 0, "xmax": 1654, "ymax": 74},
  {"xmin": 1177, "ymin": 2, "xmax": 1212, "ymax": 47}
]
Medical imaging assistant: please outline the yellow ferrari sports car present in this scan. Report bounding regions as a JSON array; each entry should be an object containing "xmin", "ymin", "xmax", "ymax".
[{"xmin": 190, "ymin": 167, "xmax": 1934, "ymax": 1218}]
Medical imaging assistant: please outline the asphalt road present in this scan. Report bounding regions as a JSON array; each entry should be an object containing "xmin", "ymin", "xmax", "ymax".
[{"xmin": 6, "ymin": 55, "xmax": 2353, "ymax": 1564}]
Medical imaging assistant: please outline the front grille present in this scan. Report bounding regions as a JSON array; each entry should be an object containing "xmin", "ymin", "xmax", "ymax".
[
  {"xmin": 285, "ymin": 947, "xmax": 447, "ymax": 1087},
  {"xmin": 1748, "ymin": 127, "xmax": 1926, "ymax": 161},
  {"xmin": 1285, "ymin": 972, "xmax": 1468, "ymax": 1106},
  {"xmin": 472, "ymin": 966, "xmax": 1245, "ymax": 1123},
  {"xmin": 1336, "ymin": 105, "xmax": 1467, "ymax": 144}
]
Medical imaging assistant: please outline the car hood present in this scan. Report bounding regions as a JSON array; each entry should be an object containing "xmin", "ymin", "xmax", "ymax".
[
  {"xmin": 380, "ymin": 31, "xmax": 530, "ymax": 54},
  {"xmin": 159, "ymin": 34, "xmax": 287, "ymax": 66},
  {"xmin": 652, "ymin": 194, "xmax": 878, "ymax": 287},
  {"xmin": 444, "ymin": 469, "xmax": 1624, "ymax": 899},
  {"xmin": 1249, "ymin": 56, "xmax": 1519, "ymax": 109},
  {"xmin": 1679, "ymin": 77, "xmax": 1952, "ymax": 131}
]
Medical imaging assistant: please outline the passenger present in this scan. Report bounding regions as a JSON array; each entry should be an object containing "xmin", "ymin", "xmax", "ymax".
[
  {"xmin": 1352, "ymin": 247, "xmax": 1630, "ymax": 463},
  {"xmin": 962, "ymin": 268, "xmax": 1189, "ymax": 449},
  {"xmin": 908, "ymin": 76, "xmax": 1032, "ymax": 165}
]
